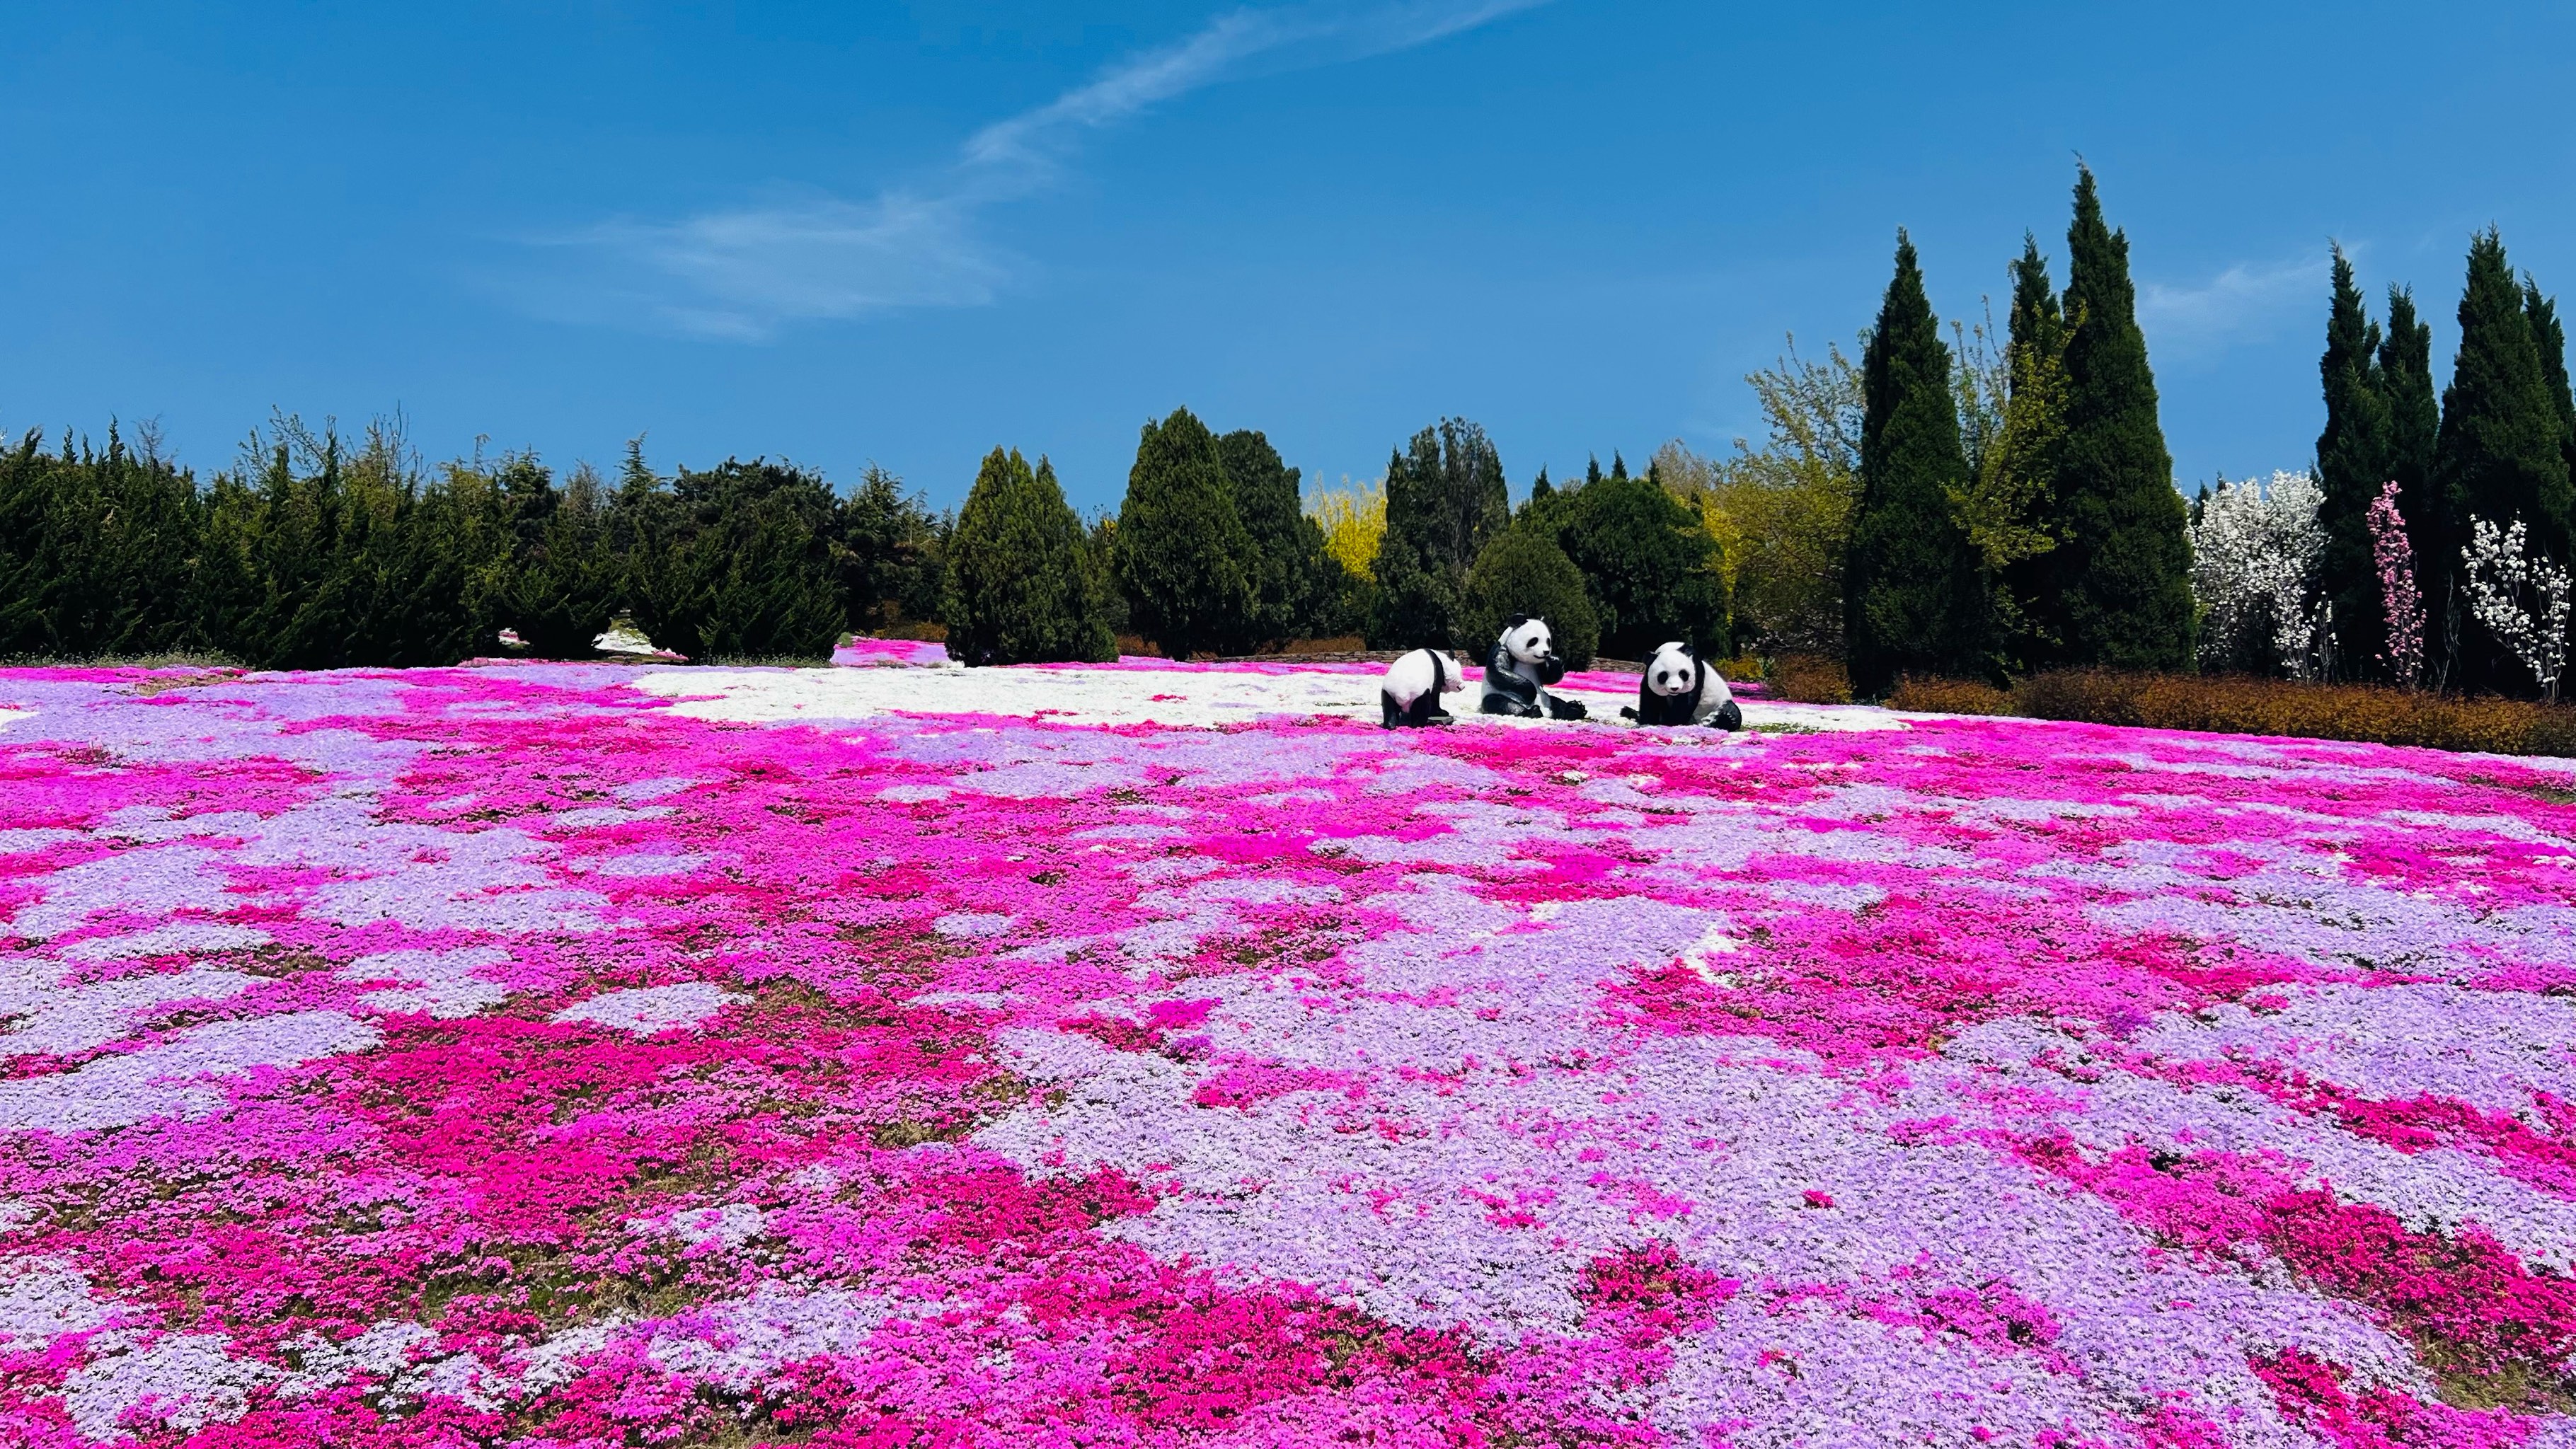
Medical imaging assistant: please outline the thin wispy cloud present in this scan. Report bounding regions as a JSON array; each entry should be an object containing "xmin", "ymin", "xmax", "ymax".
[
  {"xmin": 519, "ymin": 0, "xmax": 1551, "ymax": 340},
  {"xmin": 2139, "ymin": 250, "xmax": 2330, "ymax": 362}
]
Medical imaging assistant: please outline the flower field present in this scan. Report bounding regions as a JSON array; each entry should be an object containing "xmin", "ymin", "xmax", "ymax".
[{"xmin": 5, "ymin": 651, "xmax": 2576, "ymax": 1447}]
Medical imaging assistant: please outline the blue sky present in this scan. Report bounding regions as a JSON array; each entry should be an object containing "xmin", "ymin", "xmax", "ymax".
[{"xmin": 6, "ymin": 1, "xmax": 2573, "ymax": 513}]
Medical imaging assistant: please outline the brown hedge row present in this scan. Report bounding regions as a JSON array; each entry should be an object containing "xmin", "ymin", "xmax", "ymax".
[{"xmin": 1885, "ymin": 670, "xmax": 2576, "ymax": 758}]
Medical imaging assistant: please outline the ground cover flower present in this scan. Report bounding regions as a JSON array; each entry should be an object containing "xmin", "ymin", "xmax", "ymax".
[{"xmin": 1, "ymin": 652, "xmax": 2573, "ymax": 1445}]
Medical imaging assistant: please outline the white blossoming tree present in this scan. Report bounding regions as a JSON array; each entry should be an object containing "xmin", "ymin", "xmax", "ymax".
[
  {"xmin": 2189, "ymin": 471, "xmax": 2328, "ymax": 678},
  {"xmin": 2461, "ymin": 514, "xmax": 2573, "ymax": 703}
]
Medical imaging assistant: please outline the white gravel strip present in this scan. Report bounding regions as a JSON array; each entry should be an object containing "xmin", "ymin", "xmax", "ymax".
[{"xmin": 631, "ymin": 664, "xmax": 1906, "ymax": 733}]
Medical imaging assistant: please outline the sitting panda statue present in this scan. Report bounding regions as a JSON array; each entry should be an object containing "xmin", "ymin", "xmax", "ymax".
[
  {"xmin": 1620, "ymin": 640, "xmax": 1743, "ymax": 729},
  {"xmin": 1478, "ymin": 617, "xmax": 1589, "ymax": 721},
  {"xmin": 1378, "ymin": 647, "xmax": 1466, "ymax": 728}
]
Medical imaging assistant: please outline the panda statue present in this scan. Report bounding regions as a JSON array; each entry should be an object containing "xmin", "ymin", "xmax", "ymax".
[
  {"xmin": 1478, "ymin": 617, "xmax": 1589, "ymax": 721},
  {"xmin": 1379, "ymin": 647, "xmax": 1466, "ymax": 728},
  {"xmin": 1620, "ymin": 640, "xmax": 1743, "ymax": 729}
]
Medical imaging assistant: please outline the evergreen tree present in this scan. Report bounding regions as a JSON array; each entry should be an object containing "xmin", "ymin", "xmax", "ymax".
[
  {"xmin": 1955, "ymin": 237, "xmax": 2071, "ymax": 679},
  {"xmin": 1217, "ymin": 428, "xmax": 1335, "ymax": 649},
  {"xmin": 1364, "ymin": 418, "xmax": 1510, "ymax": 650},
  {"xmin": 2316, "ymin": 244, "xmax": 2395, "ymax": 679},
  {"xmin": 618, "ymin": 454, "xmax": 846, "ymax": 662},
  {"xmin": 1846, "ymin": 230, "xmax": 1981, "ymax": 697},
  {"xmin": 1114, "ymin": 406, "xmax": 1256, "ymax": 659},
  {"xmin": 0, "ymin": 427, "xmax": 203, "ymax": 660},
  {"xmin": 2008, "ymin": 234, "xmax": 2066, "ymax": 368},
  {"xmin": 490, "ymin": 456, "xmax": 622, "ymax": 659},
  {"xmin": 944, "ymin": 447, "xmax": 1116, "ymax": 666},
  {"xmin": 2433, "ymin": 231, "xmax": 2572, "ymax": 692},
  {"xmin": 834, "ymin": 464, "xmax": 948, "ymax": 634},
  {"xmin": 1459, "ymin": 522, "xmax": 1600, "ymax": 669},
  {"xmin": 2379, "ymin": 286, "xmax": 2441, "ymax": 606},
  {"xmin": 2032, "ymin": 166, "xmax": 2193, "ymax": 670},
  {"xmin": 1555, "ymin": 467, "xmax": 1725, "ymax": 661},
  {"xmin": 2528, "ymin": 280, "xmax": 2576, "ymax": 510}
]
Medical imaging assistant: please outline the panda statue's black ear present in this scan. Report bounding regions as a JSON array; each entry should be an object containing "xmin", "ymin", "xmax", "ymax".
[
  {"xmin": 1679, "ymin": 642, "xmax": 1696, "ymax": 658},
  {"xmin": 1505, "ymin": 615, "xmax": 1528, "ymax": 628}
]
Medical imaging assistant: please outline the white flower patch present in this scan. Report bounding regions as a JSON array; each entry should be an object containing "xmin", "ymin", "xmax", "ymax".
[
  {"xmin": 62, "ymin": 1331, "xmax": 279, "ymax": 1439},
  {"xmin": 640, "ymin": 1281, "xmax": 919, "ymax": 1393},
  {"xmin": 933, "ymin": 911, "xmax": 1013, "ymax": 939},
  {"xmin": 1, "ymin": 966, "xmax": 259, "ymax": 1057},
  {"xmin": 277, "ymin": 1320, "xmax": 439, "ymax": 1398},
  {"xmin": 55, "ymin": 920, "xmax": 271, "ymax": 963},
  {"xmin": 551, "ymin": 983, "xmax": 742, "ymax": 1035},
  {"xmin": 0, "ymin": 1257, "xmax": 116, "ymax": 1351},
  {"xmin": 338, "ymin": 946, "xmax": 515, "ymax": 1019},
  {"xmin": 0, "ymin": 1011, "xmax": 381, "ymax": 1134},
  {"xmin": 632, "ymin": 1203, "xmax": 769, "ymax": 1250}
]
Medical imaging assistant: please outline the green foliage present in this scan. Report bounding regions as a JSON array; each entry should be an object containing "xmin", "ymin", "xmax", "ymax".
[
  {"xmin": 2379, "ymin": 286, "xmax": 2442, "ymax": 575},
  {"xmin": 1083, "ymin": 514, "xmax": 1129, "ymax": 642},
  {"xmin": 1547, "ymin": 466, "xmax": 1725, "ymax": 662},
  {"xmin": 2036, "ymin": 166, "xmax": 2194, "ymax": 671},
  {"xmin": 835, "ymin": 463, "xmax": 949, "ymax": 634},
  {"xmin": 1217, "ymin": 429, "xmax": 1336, "ymax": 649},
  {"xmin": 1460, "ymin": 522, "xmax": 1599, "ymax": 669},
  {"xmin": 619, "ymin": 451, "xmax": 845, "ymax": 664},
  {"xmin": 2316, "ymin": 245, "xmax": 2397, "ymax": 679},
  {"xmin": 2433, "ymin": 230, "xmax": 2573, "ymax": 692},
  {"xmin": 1846, "ymin": 231, "xmax": 1982, "ymax": 697},
  {"xmin": 1366, "ymin": 418, "xmax": 1510, "ymax": 650},
  {"xmin": 1114, "ymin": 407, "xmax": 1255, "ymax": 659},
  {"xmin": 0, "ymin": 425, "xmax": 202, "ymax": 659},
  {"xmin": 181, "ymin": 415, "xmax": 509, "ymax": 670},
  {"xmin": 1681, "ymin": 338, "xmax": 1863, "ymax": 658},
  {"xmin": 1946, "ymin": 242, "xmax": 2069, "ymax": 679},
  {"xmin": 486, "ymin": 458, "xmax": 622, "ymax": 659},
  {"xmin": 0, "ymin": 415, "xmax": 948, "ymax": 669},
  {"xmin": 943, "ymin": 447, "xmax": 1117, "ymax": 666}
]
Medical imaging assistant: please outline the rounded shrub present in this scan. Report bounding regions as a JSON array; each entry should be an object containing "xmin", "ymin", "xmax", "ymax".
[
  {"xmin": 1554, "ymin": 471, "xmax": 1726, "ymax": 661},
  {"xmin": 1460, "ymin": 523, "xmax": 1599, "ymax": 669}
]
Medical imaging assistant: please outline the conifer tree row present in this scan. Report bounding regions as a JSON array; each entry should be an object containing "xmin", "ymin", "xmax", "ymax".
[{"xmin": 0, "ymin": 418, "xmax": 945, "ymax": 668}]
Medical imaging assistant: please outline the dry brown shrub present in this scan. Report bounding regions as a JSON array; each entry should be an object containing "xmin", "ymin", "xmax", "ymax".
[
  {"xmin": 1887, "ymin": 677, "xmax": 2016, "ymax": 715},
  {"xmin": 2006, "ymin": 670, "xmax": 2576, "ymax": 758},
  {"xmin": 1768, "ymin": 654, "xmax": 1852, "ymax": 705}
]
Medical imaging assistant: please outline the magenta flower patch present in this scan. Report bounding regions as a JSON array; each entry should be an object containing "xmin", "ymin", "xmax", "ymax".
[{"xmin": 2, "ymin": 655, "xmax": 2575, "ymax": 1445}]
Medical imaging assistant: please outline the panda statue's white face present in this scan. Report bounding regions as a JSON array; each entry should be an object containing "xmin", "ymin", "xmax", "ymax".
[
  {"xmin": 1647, "ymin": 642, "xmax": 1698, "ymax": 698},
  {"xmin": 1501, "ymin": 618, "xmax": 1557, "ymax": 666}
]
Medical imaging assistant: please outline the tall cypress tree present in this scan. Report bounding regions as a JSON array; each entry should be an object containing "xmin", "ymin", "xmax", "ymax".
[
  {"xmin": 2379, "ymin": 286, "xmax": 2440, "ymax": 600},
  {"xmin": 1217, "ymin": 428, "xmax": 1335, "ymax": 650},
  {"xmin": 2432, "ymin": 230, "xmax": 2571, "ymax": 692},
  {"xmin": 1994, "ymin": 235, "xmax": 2070, "ymax": 669},
  {"xmin": 945, "ymin": 446, "xmax": 1115, "ymax": 666},
  {"xmin": 2033, "ymin": 167, "xmax": 2194, "ymax": 670},
  {"xmin": 1846, "ymin": 231, "xmax": 1980, "ymax": 697},
  {"xmin": 1115, "ymin": 406, "xmax": 1256, "ymax": 659},
  {"xmin": 2316, "ymin": 245, "xmax": 2394, "ymax": 679},
  {"xmin": 2527, "ymin": 280, "xmax": 2576, "ymax": 509},
  {"xmin": 2008, "ymin": 234, "xmax": 2066, "ymax": 367},
  {"xmin": 1364, "ymin": 418, "xmax": 1509, "ymax": 650}
]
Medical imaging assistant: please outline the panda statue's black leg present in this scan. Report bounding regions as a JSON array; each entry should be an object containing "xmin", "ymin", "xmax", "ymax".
[
  {"xmin": 1546, "ymin": 695, "xmax": 1588, "ymax": 722},
  {"xmin": 1380, "ymin": 692, "xmax": 1405, "ymax": 729},
  {"xmin": 1713, "ymin": 700, "xmax": 1743, "ymax": 731}
]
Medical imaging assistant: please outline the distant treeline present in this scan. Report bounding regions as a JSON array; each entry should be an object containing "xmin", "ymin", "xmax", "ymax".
[
  {"xmin": 0, "ymin": 415, "xmax": 942, "ymax": 667},
  {"xmin": 0, "ymin": 401, "xmax": 1740, "ymax": 672}
]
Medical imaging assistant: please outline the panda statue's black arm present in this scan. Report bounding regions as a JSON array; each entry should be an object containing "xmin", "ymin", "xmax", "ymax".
[{"xmin": 1478, "ymin": 642, "xmax": 1539, "ymax": 715}]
